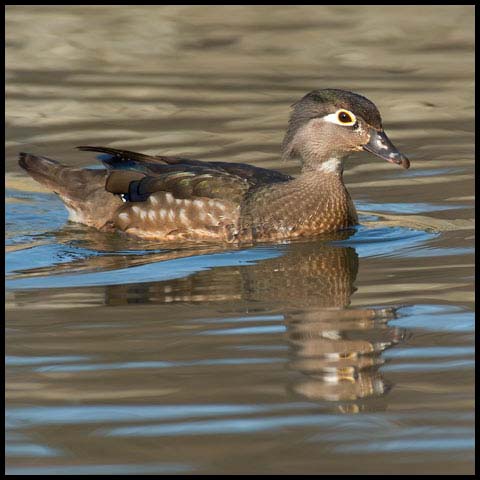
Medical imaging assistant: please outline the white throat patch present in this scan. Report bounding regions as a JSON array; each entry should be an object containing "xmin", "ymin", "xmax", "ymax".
[{"xmin": 319, "ymin": 157, "xmax": 343, "ymax": 174}]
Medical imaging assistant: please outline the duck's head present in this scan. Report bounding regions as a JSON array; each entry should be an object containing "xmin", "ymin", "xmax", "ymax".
[{"xmin": 282, "ymin": 89, "xmax": 409, "ymax": 172}]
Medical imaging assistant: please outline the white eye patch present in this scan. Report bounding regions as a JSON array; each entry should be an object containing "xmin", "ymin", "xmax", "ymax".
[{"xmin": 322, "ymin": 109, "xmax": 357, "ymax": 126}]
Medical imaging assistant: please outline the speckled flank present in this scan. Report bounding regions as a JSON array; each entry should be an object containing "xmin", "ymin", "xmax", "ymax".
[{"xmin": 114, "ymin": 192, "xmax": 240, "ymax": 241}]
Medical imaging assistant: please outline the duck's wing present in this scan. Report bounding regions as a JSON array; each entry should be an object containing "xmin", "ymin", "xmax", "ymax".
[{"xmin": 78, "ymin": 146, "xmax": 292, "ymax": 203}]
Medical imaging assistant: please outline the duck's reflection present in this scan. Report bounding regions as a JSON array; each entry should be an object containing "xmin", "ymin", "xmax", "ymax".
[
  {"xmin": 231, "ymin": 236, "xmax": 405, "ymax": 403},
  {"xmin": 12, "ymin": 229, "xmax": 406, "ymax": 404},
  {"xmin": 102, "ymin": 231, "xmax": 405, "ymax": 404},
  {"xmin": 286, "ymin": 307, "xmax": 402, "ymax": 403}
]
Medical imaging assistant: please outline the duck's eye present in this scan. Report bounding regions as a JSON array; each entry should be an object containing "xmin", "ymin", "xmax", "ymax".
[
  {"xmin": 322, "ymin": 109, "xmax": 357, "ymax": 126},
  {"xmin": 338, "ymin": 111, "xmax": 352, "ymax": 123}
]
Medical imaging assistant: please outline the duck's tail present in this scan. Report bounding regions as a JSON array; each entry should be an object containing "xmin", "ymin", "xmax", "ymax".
[{"xmin": 18, "ymin": 152, "xmax": 122, "ymax": 229}]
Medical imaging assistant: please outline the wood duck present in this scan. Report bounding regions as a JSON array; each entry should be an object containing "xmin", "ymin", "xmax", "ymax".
[{"xmin": 19, "ymin": 89, "xmax": 409, "ymax": 243}]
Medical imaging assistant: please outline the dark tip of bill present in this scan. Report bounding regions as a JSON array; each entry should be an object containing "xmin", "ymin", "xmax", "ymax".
[{"xmin": 401, "ymin": 156, "xmax": 410, "ymax": 169}]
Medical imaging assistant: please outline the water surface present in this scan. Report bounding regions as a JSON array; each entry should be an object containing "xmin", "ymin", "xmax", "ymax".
[{"xmin": 5, "ymin": 5, "xmax": 474, "ymax": 475}]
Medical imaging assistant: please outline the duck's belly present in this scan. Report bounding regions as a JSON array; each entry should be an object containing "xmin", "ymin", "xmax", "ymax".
[{"xmin": 242, "ymin": 217, "xmax": 358, "ymax": 242}]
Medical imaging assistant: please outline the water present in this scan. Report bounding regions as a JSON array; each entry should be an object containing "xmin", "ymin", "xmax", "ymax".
[{"xmin": 5, "ymin": 5, "xmax": 474, "ymax": 475}]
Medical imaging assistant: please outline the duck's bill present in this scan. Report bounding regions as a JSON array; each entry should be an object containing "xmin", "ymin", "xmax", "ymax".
[{"xmin": 363, "ymin": 129, "xmax": 410, "ymax": 169}]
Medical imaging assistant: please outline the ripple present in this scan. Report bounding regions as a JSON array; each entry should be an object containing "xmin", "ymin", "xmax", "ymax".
[
  {"xmin": 6, "ymin": 442, "xmax": 60, "ymax": 458},
  {"xmin": 6, "ymin": 464, "xmax": 192, "ymax": 475},
  {"xmin": 6, "ymin": 403, "xmax": 311, "ymax": 426},
  {"xmin": 393, "ymin": 305, "xmax": 474, "ymax": 332},
  {"xmin": 331, "ymin": 225, "xmax": 438, "ymax": 258},
  {"xmin": 357, "ymin": 200, "xmax": 464, "ymax": 214},
  {"xmin": 5, "ymin": 247, "xmax": 283, "ymax": 290},
  {"xmin": 6, "ymin": 355, "xmax": 90, "ymax": 366}
]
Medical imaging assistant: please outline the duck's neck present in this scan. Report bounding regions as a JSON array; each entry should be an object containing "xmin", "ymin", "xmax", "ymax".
[
  {"xmin": 302, "ymin": 157, "xmax": 344, "ymax": 176},
  {"xmin": 294, "ymin": 162, "xmax": 348, "ymax": 215},
  {"xmin": 300, "ymin": 149, "xmax": 346, "ymax": 175}
]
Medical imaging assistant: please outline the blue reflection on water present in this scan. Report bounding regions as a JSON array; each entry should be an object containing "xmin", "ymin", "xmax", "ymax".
[
  {"xmin": 6, "ymin": 443, "xmax": 60, "ymax": 458},
  {"xmin": 332, "ymin": 225, "xmax": 439, "ymax": 258},
  {"xmin": 6, "ymin": 247, "xmax": 284, "ymax": 290},
  {"xmin": 356, "ymin": 200, "xmax": 463, "ymax": 214},
  {"xmin": 392, "ymin": 305, "xmax": 474, "ymax": 332},
  {"xmin": 6, "ymin": 403, "xmax": 311, "ymax": 426},
  {"xmin": 33, "ymin": 356, "xmax": 285, "ymax": 373},
  {"xmin": 6, "ymin": 464, "xmax": 192, "ymax": 475},
  {"xmin": 341, "ymin": 437, "xmax": 474, "ymax": 452}
]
